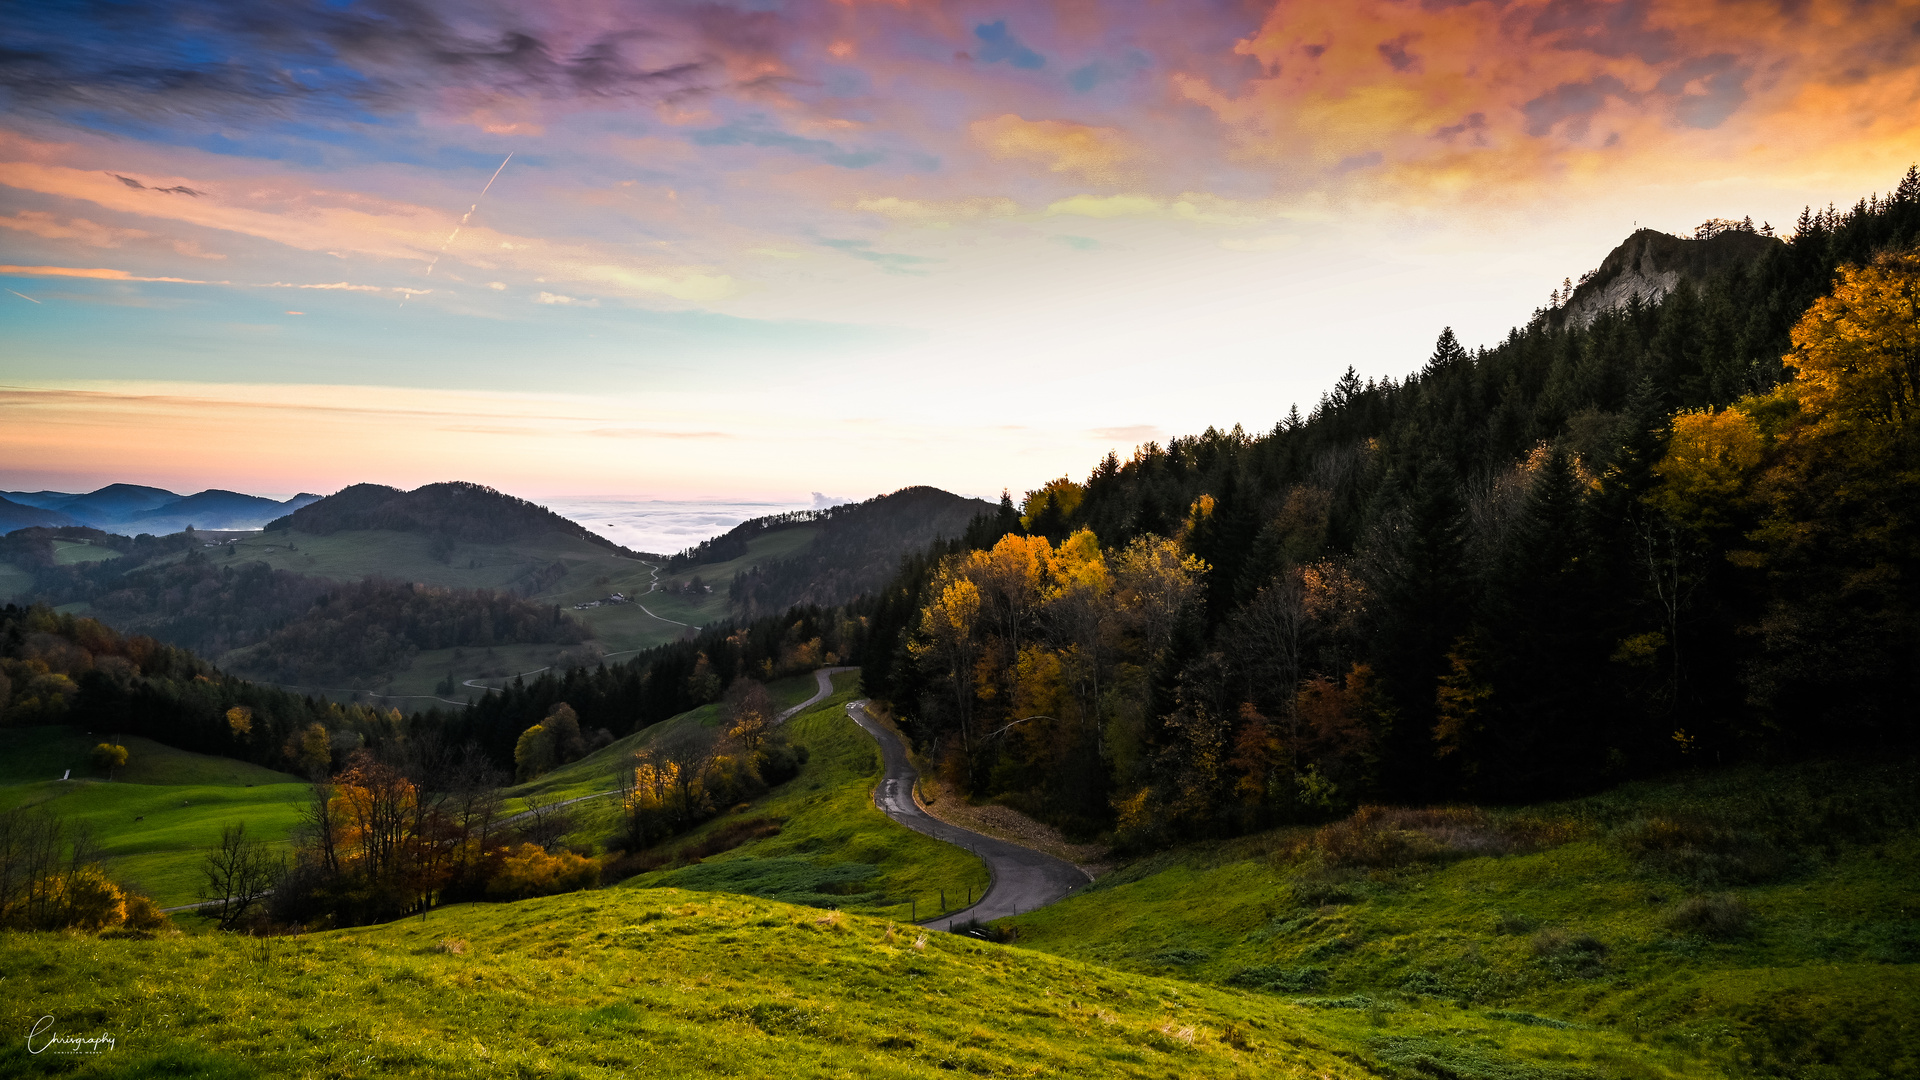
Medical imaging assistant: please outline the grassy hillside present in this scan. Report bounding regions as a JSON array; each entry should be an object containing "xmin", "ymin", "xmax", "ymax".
[
  {"xmin": 51, "ymin": 538, "xmax": 120, "ymax": 565},
  {"xmin": 0, "ymin": 729, "xmax": 307, "ymax": 908},
  {"xmin": 0, "ymin": 728, "xmax": 299, "ymax": 787},
  {"xmin": 1001, "ymin": 760, "xmax": 1920, "ymax": 1078},
  {"xmin": 616, "ymin": 673, "xmax": 989, "ymax": 923},
  {"xmin": 502, "ymin": 672, "xmax": 990, "ymax": 924},
  {"xmin": 1, "ymin": 885, "xmax": 1414, "ymax": 1080}
]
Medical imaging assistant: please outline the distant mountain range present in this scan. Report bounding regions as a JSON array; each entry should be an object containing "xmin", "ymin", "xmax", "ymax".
[{"xmin": 2, "ymin": 484, "xmax": 321, "ymax": 535}]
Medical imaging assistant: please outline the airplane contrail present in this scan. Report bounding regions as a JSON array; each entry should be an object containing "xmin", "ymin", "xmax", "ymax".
[
  {"xmin": 7, "ymin": 289, "xmax": 42, "ymax": 303},
  {"xmin": 424, "ymin": 152, "xmax": 513, "ymax": 279},
  {"xmin": 406, "ymin": 152, "xmax": 514, "ymax": 306}
]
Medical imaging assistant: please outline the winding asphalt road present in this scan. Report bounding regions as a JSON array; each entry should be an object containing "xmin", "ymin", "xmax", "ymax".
[{"xmin": 844, "ymin": 700, "xmax": 1091, "ymax": 931}]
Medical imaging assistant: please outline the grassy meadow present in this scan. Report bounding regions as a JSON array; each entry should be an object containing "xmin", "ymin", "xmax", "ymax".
[
  {"xmin": 50, "ymin": 539, "xmax": 121, "ymax": 566},
  {"xmin": 503, "ymin": 671, "xmax": 989, "ymax": 924},
  {"xmin": 1000, "ymin": 760, "xmax": 1920, "ymax": 1078},
  {"xmin": 1, "ymin": 884, "xmax": 1401, "ymax": 1080},
  {"xmin": 0, "ymin": 729, "xmax": 306, "ymax": 909},
  {"xmin": 6, "ymin": 679, "xmax": 1910, "ymax": 1076}
]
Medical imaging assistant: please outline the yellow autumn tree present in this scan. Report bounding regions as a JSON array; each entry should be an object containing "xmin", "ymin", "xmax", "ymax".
[
  {"xmin": 1648, "ymin": 407, "xmax": 1765, "ymax": 533},
  {"xmin": 1787, "ymin": 250, "xmax": 1920, "ymax": 429}
]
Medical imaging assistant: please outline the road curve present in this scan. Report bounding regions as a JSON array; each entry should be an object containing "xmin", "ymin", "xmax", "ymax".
[{"xmin": 845, "ymin": 700, "xmax": 1091, "ymax": 931}]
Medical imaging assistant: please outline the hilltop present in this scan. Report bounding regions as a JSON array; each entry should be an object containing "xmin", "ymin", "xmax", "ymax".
[
  {"xmin": 267, "ymin": 481, "xmax": 636, "ymax": 554},
  {"xmin": 671, "ymin": 486, "xmax": 995, "ymax": 619},
  {"xmin": 1552, "ymin": 223, "xmax": 1784, "ymax": 329}
]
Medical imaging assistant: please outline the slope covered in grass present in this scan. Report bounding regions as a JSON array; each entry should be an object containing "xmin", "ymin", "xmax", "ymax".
[
  {"xmin": 1001, "ymin": 760, "xmax": 1920, "ymax": 1079},
  {"xmin": 617, "ymin": 674, "xmax": 989, "ymax": 922},
  {"xmin": 2, "ymin": 882, "xmax": 1671, "ymax": 1080},
  {"xmin": 0, "ymin": 727, "xmax": 307, "ymax": 907}
]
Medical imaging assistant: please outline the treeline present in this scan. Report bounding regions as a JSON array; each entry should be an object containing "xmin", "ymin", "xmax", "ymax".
[
  {"xmin": 435, "ymin": 604, "xmax": 868, "ymax": 767},
  {"xmin": 228, "ymin": 578, "xmax": 587, "ymax": 684},
  {"xmin": 665, "ymin": 509, "xmax": 822, "ymax": 569},
  {"xmin": 862, "ymin": 168, "xmax": 1920, "ymax": 846},
  {"xmin": 0, "ymin": 604, "xmax": 431, "ymax": 776},
  {"xmin": 2, "ymin": 537, "xmax": 586, "ymax": 681},
  {"xmin": 266, "ymin": 480, "xmax": 633, "ymax": 554}
]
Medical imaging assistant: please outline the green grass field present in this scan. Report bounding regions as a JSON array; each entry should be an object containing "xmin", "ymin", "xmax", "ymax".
[
  {"xmin": 611, "ymin": 672, "xmax": 990, "ymax": 923},
  {"xmin": 50, "ymin": 538, "xmax": 121, "ymax": 566},
  {"xmin": 0, "ymin": 729, "xmax": 307, "ymax": 908},
  {"xmin": 4, "ymin": 688, "xmax": 1913, "ymax": 1075},
  {"xmin": 1001, "ymin": 760, "xmax": 1920, "ymax": 1078},
  {"xmin": 0, "ymin": 884, "xmax": 1398, "ymax": 1080}
]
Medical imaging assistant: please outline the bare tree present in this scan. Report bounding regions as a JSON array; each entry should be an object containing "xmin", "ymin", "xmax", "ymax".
[
  {"xmin": 515, "ymin": 791, "xmax": 576, "ymax": 852},
  {"xmin": 199, "ymin": 822, "xmax": 282, "ymax": 931}
]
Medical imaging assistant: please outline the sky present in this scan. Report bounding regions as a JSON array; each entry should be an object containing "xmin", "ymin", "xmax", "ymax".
[{"xmin": 2, "ymin": 0, "xmax": 1917, "ymax": 504}]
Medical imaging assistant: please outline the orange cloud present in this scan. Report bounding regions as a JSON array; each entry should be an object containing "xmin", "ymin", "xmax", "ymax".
[
  {"xmin": 1172, "ymin": 0, "xmax": 1920, "ymax": 205},
  {"xmin": 0, "ymin": 264, "xmax": 216, "ymax": 284},
  {"xmin": 970, "ymin": 114, "xmax": 1140, "ymax": 185},
  {"xmin": 0, "ymin": 139, "xmax": 737, "ymax": 303}
]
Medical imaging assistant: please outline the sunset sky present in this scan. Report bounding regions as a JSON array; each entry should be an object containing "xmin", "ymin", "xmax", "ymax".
[{"xmin": 3, "ymin": 0, "xmax": 1916, "ymax": 503}]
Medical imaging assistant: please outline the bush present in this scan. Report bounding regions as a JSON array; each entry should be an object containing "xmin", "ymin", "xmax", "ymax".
[
  {"xmin": 1492, "ymin": 910, "xmax": 1539, "ymax": 935},
  {"xmin": 1662, "ymin": 892, "xmax": 1754, "ymax": 940},
  {"xmin": 484, "ymin": 843, "xmax": 600, "ymax": 900},
  {"xmin": 1530, "ymin": 928, "xmax": 1609, "ymax": 978},
  {"xmin": 1227, "ymin": 964, "xmax": 1328, "ymax": 993},
  {"xmin": 121, "ymin": 893, "xmax": 172, "ymax": 932},
  {"xmin": 1298, "ymin": 805, "xmax": 1572, "ymax": 869},
  {"xmin": 1618, "ymin": 814, "xmax": 1798, "ymax": 886}
]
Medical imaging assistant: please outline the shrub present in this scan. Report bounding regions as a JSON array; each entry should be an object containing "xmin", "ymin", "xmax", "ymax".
[
  {"xmin": 59, "ymin": 867, "xmax": 127, "ymax": 931},
  {"xmin": 1147, "ymin": 947, "xmax": 1211, "ymax": 966},
  {"xmin": 121, "ymin": 893, "xmax": 172, "ymax": 933},
  {"xmin": 1530, "ymin": 928, "xmax": 1607, "ymax": 958},
  {"xmin": 484, "ymin": 843, "xmax": 600, "ymax": 900},
  {"xmin": 1296, "ymin": 805, "xmax": 1573, "ymax": 869},
  {"xmin": 1662, "ymin": 892, "xmax": 1754, "ymax": 940},
  {"xmin": 1617, "ymin": 814, "xmax": 1797, "ymax": 886},
  {"xmin": 1492, "ymin": 910, "xmax": 1539, "ymax": 935},
  {"xmin": 1227, "ymin": 964, "xmax": 1327, "ymax": 993},
  {"xmin": 1531, "ymin": 928, "xmax": 1609, "ymax": 978}
]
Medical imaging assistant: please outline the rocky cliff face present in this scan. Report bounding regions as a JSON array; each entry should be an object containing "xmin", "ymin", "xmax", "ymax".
[{"xmin": 1556, "ymin": 228, "xmax": 1782, "ymax": 328}]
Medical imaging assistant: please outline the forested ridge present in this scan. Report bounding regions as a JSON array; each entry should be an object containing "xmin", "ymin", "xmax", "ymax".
[
  {"xmin": 664, "ymin": 486, "xmax": 994, "ymax": 620},
  {"xmin": 0, "ymin": 530, "xmax": 586, "ymax": 683},
  {"xmin": 723, "ymin": 487, "xmax": 995, "ymax": 619},
  {"xmin": 859, "ymin": 169, "xmax": 1920, "ymax": 844},
  {"xmin": 266, "ymin": 480, "xmax": 634, "ymax": 555}
]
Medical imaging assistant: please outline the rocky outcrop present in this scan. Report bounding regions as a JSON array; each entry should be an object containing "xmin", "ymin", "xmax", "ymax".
[{"xmin": 1556, "ymin": 228, "xmax": 1783, "ymax": 329}]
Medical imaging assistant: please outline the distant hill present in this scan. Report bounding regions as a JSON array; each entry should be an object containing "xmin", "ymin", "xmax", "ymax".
[
  {"xmin": 1554, "ymin": 224, "xmax": 1784, "ymax": 329},
  {"xmin": 268, "ymin": 482, "xmax": 633, "ymax": 553},
  {"xmin": 0, "ymin": 484, "xmax": 319, "ymax": 533},
  {"xmin": 0, "ymin": 495, "xmax": 80, "ymax": 533},
  {"xmin": 125, "ymin": 489, "xmax": 322, "ymax": 533},
  {"xmin": 680, "ymin": 486, "xmax": 995, "ymax": 619}
]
